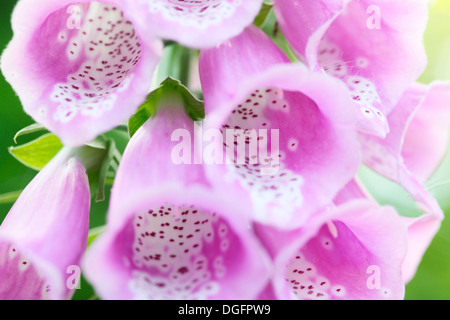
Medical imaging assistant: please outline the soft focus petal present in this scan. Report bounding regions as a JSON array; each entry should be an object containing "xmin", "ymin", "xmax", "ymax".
[
  {"xmin": 274, "ymin": 0, "xmax": 428, "ymax": 137},
  {"xmin": 358, "ymin": 72, "xmax": 448, "ymax": 287},
  {"xmin": 0, "ymin": 148, "xmax": 90, "ymax": 300},
  {"xmin": 335, "ymin": 179, "xmax": 443, "ymax": 285},
  {"xmin": 401, "ymin": 82, "xmax": 450, "ymax": 182},
  {"xmin": 1, "ymin": 0, "xmax": 162, "ymax": 146},
  {"xmin": 84, "ymin": 93, "xmax": 271, "ymax": 300},
  {"xmin": 360, "ymin": 82, "xmax": 448, "ymax": 217},
  {"xmin": 401, "ymin": 214, "xmax": 442, "ymax": 284},
  {"xmin": 256, "ymin": 200, "xmax": 408, "ymax": 300},
  {"xmin": 199, "ymin": 26, "xmax": 361, "ymax": 229},
  {"xmin": 129, "ymin": 0, "xmax": 263, "ymax": 48},
  {"xmin": 333, "ymin": 179, "xmax": 373, "ymax": 205}
]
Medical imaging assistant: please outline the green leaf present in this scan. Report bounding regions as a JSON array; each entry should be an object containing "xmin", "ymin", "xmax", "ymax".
[
  {"xmin": 104, "ymin": 128, "xmax": 130, "ymax": 154},
  {"xmin": 128, "ymin": 89, "xmax": 160, "ymax": 138},
  {"xmin": 160, "ymin": 77, "xmax": 205, "ymax": 121},
  {"xmin": 87, "ymin": 226, "xmax": 106, "ymax": 248},
  {"xmin": 0, "ymin": 190, "xmax": 22, "ymax": 204},
  {"xmin": 95, "ymin": 139, "xmax": 117, "ymax": 202},
  {"xmin": 261, "ymin": 10, "xmax": 298, "ymax": 62},
  {"xmin": 163, "ymin": 40, "xmax": 176, "ymax": 47},
  {"xmin": 254, "ymin": 2, "xmax": 274, "ymax": 27},
  {"xmin": 13, "ymin": 123, "xmax": 48, "ymax": 144},
  {"xmin": 156, "ymin": 44, "xmax": 193, "ymax": 86},
  {"xmin": 81, "ymin": 136, "xmax": 119, "ymax": 202},
  {"xmin": 128, "ymin": 77, "xmax": 205, "ymax": 138},
  {"xmin": 8, "ymin": 133, "xmax": 63, "ymax": 171}
]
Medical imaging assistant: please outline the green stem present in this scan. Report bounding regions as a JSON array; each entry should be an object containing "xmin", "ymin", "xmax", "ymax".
[{"xmin": 156, "ymin": 44, "xmax": 193, "ymax": 88}]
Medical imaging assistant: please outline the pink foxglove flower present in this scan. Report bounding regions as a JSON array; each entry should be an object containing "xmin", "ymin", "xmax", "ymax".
[
  {"xmin": 359, "ymin": 82, "xmax": 450, "ymax": 282},
  {"xmin": 336, "ymin": 178, "xmax": 443, "ymax": 285},
  {"xmin": 255, "ymin": 198, "xmax": 408, "ymax": 300},
  {"xmin": 360, "ymin": 82, "xmax": 450, "ymax": 218},
  {"xmin": 1, "ymin": 0, "xmax": 162, "ymax": 146},
  {"xmin": 0, "ymin": 148, "xmax": 90, "ymax": 300},
  {"xmin": 339, "ymin": 177, "xmax": 444, "ymax": 283},
  {"xmin": 83, "ymin": 90, "xmax": 271, "ymax": 300},
  {"xmin": 401, "ymin": 213, "xmax": 443, "ymax": 284},
  {"xmin": 273, "ymin": 0, "xmax": 428, "ymax": 138},
  {"xmin": 199, "ymin": 25, "xmax": 361, "ymax": 229},
  {"xmin": 395, "ymin": 83, "xmax": 450, "ymax": 184},
  {"xmin": 129, "ymin": 0, "xmax": 263, "ymax": 48}
]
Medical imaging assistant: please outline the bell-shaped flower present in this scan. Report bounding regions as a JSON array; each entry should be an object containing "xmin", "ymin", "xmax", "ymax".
[
  {"xmin": 394, "ymin": 83, "xmax": 450, "ymax": 184},
  {"xmin": 83, "ymin": 84, "xmax": 271, "ymax": 300},
  {"xmin": 336, "ymin": 178, "xmax": 444, "ymax": 285},
  {"xmin": 273, "ymin": 0, "xmax": 428, "ymax": 138},
  {"xmin": 360, "ymin": 82, "xmax": 450, "ymax": 218},
  {"xmin": 199, "ymin": 25, "xmax": 361, "ymax": 230},
  {"xmin": 255, "ymin": 197, "xmax": 408, "ymax": 300},
  {"xmin": 401, "ymin": 212, "xmax": 443, "ymax": 284},
  {"xmin": 0, "ymin": 148, "xmax": 91, "ymax": 300},
  {"xmin": 1, "ymin": 0, "xmax": 163, "ymax": 146},
  {"xmin": 129, "ymin": 0, "xmax": 263, "ymax": 48},
  {"xmin": 358, "ymin": 82, "xmax": 450, "ymax": 282}
]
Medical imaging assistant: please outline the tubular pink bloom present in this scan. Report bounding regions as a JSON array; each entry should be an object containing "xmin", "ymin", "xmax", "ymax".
[
  {"xmin": 1, "ymin": 0, "xmax": 162, "ymax": 146},
  {"xmin": 359, "ymin": 82, "xmax": 450, "ymax": 282},
  {"xmin": 396, "ymin": 83, "xmax": 450, "ymax": 282},
  {"xmin": 255, "ymin": 199, "xmax": 408, "ymax": 300},
  {"xmin": 400, "ymin": 83, "xmax": 450, "ymax": 183},
  {"xmin": 273, "ymin": 0, "xmax": 428, "ymax": 138},
  {"xmin": 129, "ymin": 0, "xmax": 263, "ymax": 48},
  {"xmin": 401, "ymin": 214, "xmax": 442, "ymax": 284},
  {"xmin": 199, "ymin": 26, "xmax": 361, "ymax": 229},
  {"xmin": 83, "ymin": 93, "xmax": 271, "ymax": 300},
  {"xmin": 360, "ymin": 82, "xmax": 450, "ymax": 217},
  {"xmin": 335, "ymin": 179, "xmax": 443, "ymax": 284},
  {"xmin": 0, "ymin": 148, "xmax": 90, "ymax": 300}
]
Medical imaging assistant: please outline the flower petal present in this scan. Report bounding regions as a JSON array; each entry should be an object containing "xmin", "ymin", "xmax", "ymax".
[
  {"xmin": 401, "ymin": 214, "xmax": 443, "ymax": 284},
  {"xmin": 335, "ymin": 178, "xmax": 443, "ymax": 285},
  {"xmin": 274, "ymin": 0, "xmax": 428, "ymax": 137},
  {"xmin": 199, "ymin": 26, "xmax": 361, "ymax": 229},
  {"xmin": 0, "ymin": 148, "xmax": 90, "ymax": 300},
  {"xmin": 360, "ymin": 82, "xmax": 448, "ymax": 217},
  {"xmin": 256, "ymin": 200, "xmax": 408, "ymax": 300},
  {"xmin": 129, "ymin": 0, "xmax": 263, "ymax": 48},
  {"xmin": 84, "ymin": 94, "xmax": 271, "ymax": 300},
  {"xmin": 401, "ymin": 82, "xmax": 450, "ymax": 183},
  {"xmin": 1, "ymin": 0, "xmax": 162, "ymax": 146}
]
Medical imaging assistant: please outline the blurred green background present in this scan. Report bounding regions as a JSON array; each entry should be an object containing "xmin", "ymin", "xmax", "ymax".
[{"xmin": 0, "ymin": 0, "xmax": 449, "ymax": 300}]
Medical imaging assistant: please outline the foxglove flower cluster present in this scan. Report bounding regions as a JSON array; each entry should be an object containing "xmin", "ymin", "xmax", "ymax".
[
  {"xmin": 84, "ymin": 89, "xmax": 271, "ymax": 299},
  {"xmin": 0, "ymin": 0, "xmax": 448, "ymax": 301},
  {"xmin": 0, "ymin": 148, "xmax": 90, "ymax": 299}
]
